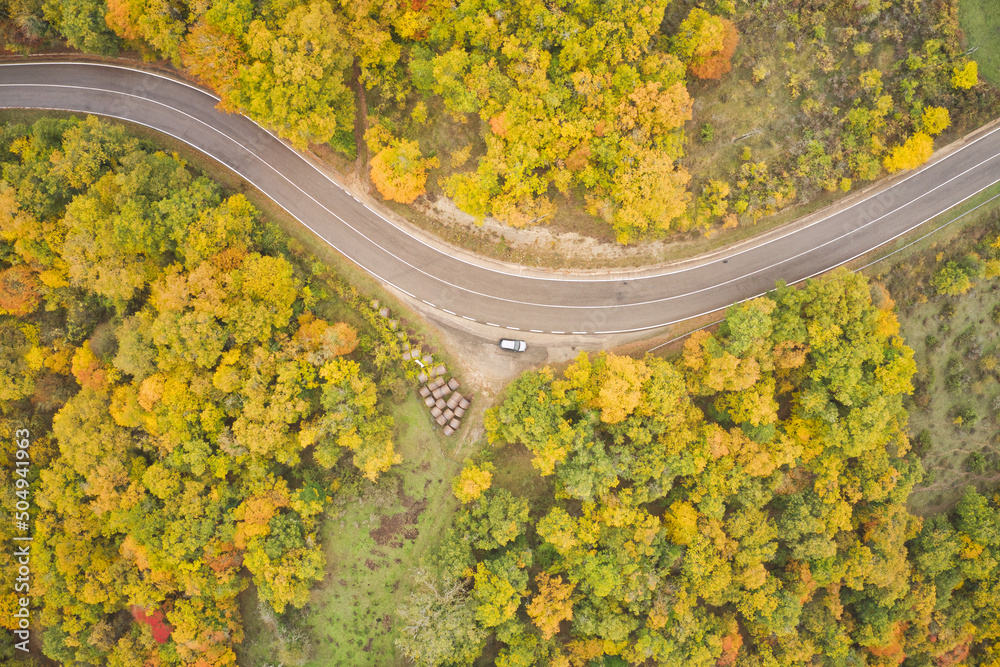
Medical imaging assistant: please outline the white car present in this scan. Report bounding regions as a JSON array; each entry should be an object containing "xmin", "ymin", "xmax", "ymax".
[{"xmin": 498, "ymin": 338, "xmax": 527, "ymax": 352}]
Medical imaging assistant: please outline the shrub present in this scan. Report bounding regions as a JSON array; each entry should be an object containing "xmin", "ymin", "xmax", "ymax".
[
  {"xmin": 965, "ymin": 451, "xmax": 986, "ymax": 473},
  {"xmin": 955, "ymin": 325, "xmax": 977, "ymax": 347},
  {"xmin": 933, "ymin": 262, "xmax": 973, "ymax": 296},
  {"xmin": 912, "ymin": 375, "xmax": 931, "ymax": 409},
  {"xmin": 912, "ymin": 429, "xmax": 932, "ymax": 458},
  {"xmin": 945, "ymin": 373, "xmax": 968, "ymax": 393},
  {"xmin": 945, "ymin": 357, "xmax": 970, "ymax": 393},
  {"xmin": 986, "ymin": 355, "xmax": 1000, "ymax": 374},
  {"xmin": 700, "ymin": 123, "xmax": 715, "ymax": 142},
  {"xmin": 952, "ymin": 60, "xmax": 978, "ymax": 89},
  {"xmin": 953, "ymin": 405, "xmax": 978, "ymax": 428}
]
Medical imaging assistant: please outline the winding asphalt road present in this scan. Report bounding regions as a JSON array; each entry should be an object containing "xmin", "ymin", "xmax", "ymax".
[{"xmin": 2, "ymin": 61, "xmax": 1000, "ymax": 335}]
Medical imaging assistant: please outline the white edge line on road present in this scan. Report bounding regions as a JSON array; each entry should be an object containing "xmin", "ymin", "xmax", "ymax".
[{"xmin": 0, "ymin": 60, "xmax": 224, "ymax": 100}]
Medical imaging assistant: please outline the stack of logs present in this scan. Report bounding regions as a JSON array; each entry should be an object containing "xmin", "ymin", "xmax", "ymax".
[{"xmin": 418, "ymin": 374, "xmax": 471, "ymax": 437}]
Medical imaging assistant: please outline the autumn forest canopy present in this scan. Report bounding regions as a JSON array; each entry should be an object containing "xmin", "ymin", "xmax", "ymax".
[
  {"xmin": 0, "ymin": 0, "xmax": 1000, "ymax": 663},
  {"xmin": 0, "ymin": 116, "xmax": 404, "ymax": 665},
  {"xmin": 398, "ymin": 272, "xmax": 1000, "ymax": 667},
  {"xmin": 0, "ymin": 0, "xmax": 991, "ymax": 243}
]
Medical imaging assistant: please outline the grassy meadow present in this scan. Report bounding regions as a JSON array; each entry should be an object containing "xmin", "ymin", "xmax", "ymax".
[
  {"xmin": 960, "ymin": 0, "xmax": 1000, "ymax": 86},
  {"xmin": 869, "ymin": 184, "xmax": 1000, "ymax": 514}
]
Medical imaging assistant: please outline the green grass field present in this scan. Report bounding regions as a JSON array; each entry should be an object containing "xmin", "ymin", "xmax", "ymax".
[
  {"xmin": 301, "ymin": 394, "xmax": 465, "ymax": 666},
  {"xmin": 236, "ymin": 394, "xmax": 470, "ymax": 666},
  {"xmin": 960, "ymin": 0, "xmax": 1000, "ymax": 86}
]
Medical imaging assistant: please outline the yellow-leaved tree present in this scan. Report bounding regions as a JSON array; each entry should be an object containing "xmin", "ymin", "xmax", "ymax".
[
  {"xmin": 883, "ymin": 132, "xmax": 933, "ymax": 173},
  {"xmin": 921, "ymin": 106, "xmax": 950, "ymax": 136},
  {"xmin": 952, "ymin": 60, "xmax": 978, "ymax": 89},
  {"xmin": 593, "ymin": 353, "xmax": 652, "ymax": 424},
  {"xmin": 453, "ymin": 462, "xmax": 494, "ymax": 504}
]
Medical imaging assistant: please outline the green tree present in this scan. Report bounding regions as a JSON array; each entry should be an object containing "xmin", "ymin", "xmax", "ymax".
[
  {"xmin": 471, "ymin": 270, "xmax": 921, "ymax": 664},
  {"xmin": 232, "ymin": 0, "xmax": 355, "ymax": 149},
  {"xmin": 44, "ymin": 0, "xmax": 119, "ymax": 54},
  {"xmin": 456, "ymin": 489, "xmax": 529, "ymax": 551},
  {"xmin": 472, "ymin": 553, "xmax": 529, "ymax": 628},
  {"xmin": 396, "ymin": 571, "xmax": 488, "ymax": 666},
  {"xmin": 0, "ymin": 117, "xmax": 401, "ymax": 666}
]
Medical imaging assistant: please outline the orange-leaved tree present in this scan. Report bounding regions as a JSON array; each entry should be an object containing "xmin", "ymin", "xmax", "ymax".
[
  {"xmin": 526, "ymin": 572, "xmax": 575, "ymax": 639},
  {"xmin": 370, "ymin": 138, "xmax": 440, "ymax": 203}
]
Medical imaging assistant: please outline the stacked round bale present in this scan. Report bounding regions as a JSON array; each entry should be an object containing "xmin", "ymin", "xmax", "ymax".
[{"xmin": 417, "ymin": 374, "xmax": 471, "ymax": 436}]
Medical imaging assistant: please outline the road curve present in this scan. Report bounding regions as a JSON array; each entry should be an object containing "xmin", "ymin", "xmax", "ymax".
[{"xmin": 2, "ymin": 61, "xmax": 1000, "ymax": 335}]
